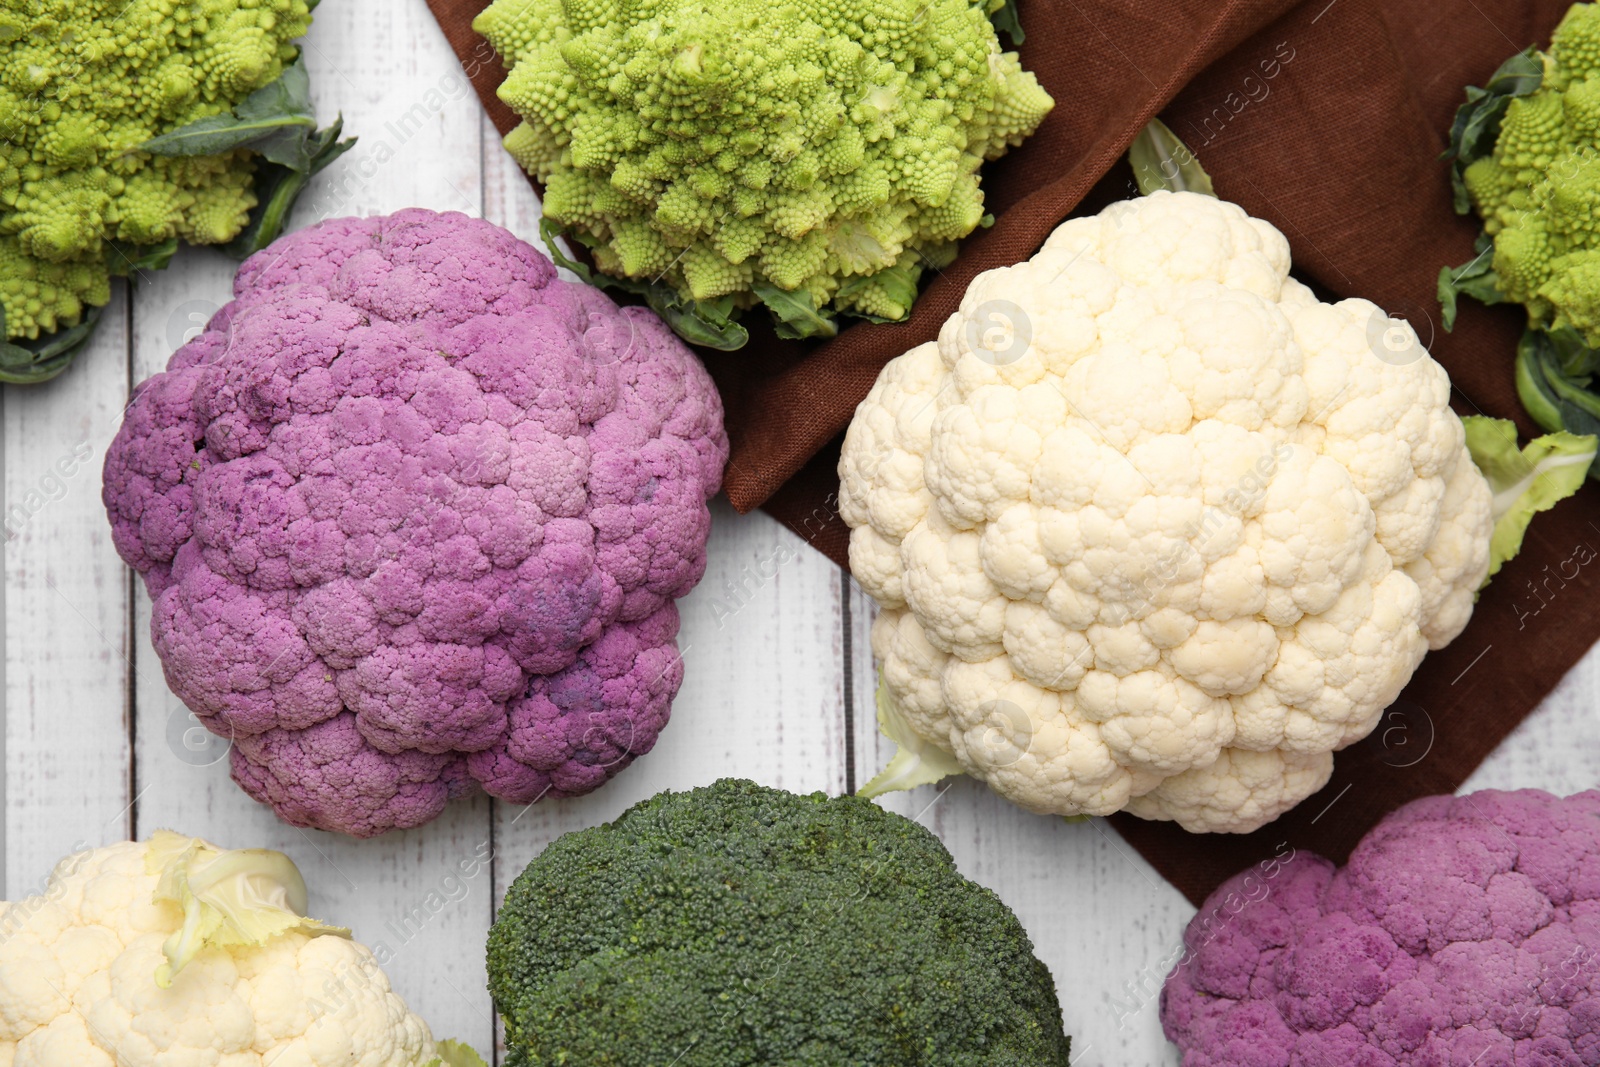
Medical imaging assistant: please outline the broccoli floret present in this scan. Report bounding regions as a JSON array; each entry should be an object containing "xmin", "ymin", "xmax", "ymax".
[
  {"xmin": 487, "ymin": 779, "xmax": 1073, "ymax": 1066},
  {"xmin": 0, "ymin": 0, "xmax": 312, "ymax": 339},
  {"xmin": 474, "ymin": 0, "xmax": 1053, "ymax": 340}
]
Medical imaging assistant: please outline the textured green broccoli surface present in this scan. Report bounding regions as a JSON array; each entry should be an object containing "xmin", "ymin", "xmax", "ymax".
[
  {"xmin": 0, "ymin": 0, "xmax": 313, "ymax": 339},
  {"xmin": 474, "ymin": 0, "xmax": 1053, "ymax": 340},
  {"xmin": 487, "ymin": 779, "xmax": 1072, "ymax": 1067},
  {"xmin": 1458, "ymin": 3, "xmax": 1600, "ymax": 344}
]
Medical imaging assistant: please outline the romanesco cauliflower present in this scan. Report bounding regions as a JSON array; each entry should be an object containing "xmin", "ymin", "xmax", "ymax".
[
  {"xmin": 0, "ymin": 0, "xmax": 313, "ymax": 340},
  {"xmin": 474, "ymin": 0, "xmax": 1053, "ymax": 343},
  {"xmin": 1456, "ymin": 3, "xmax": 1600, "ymax": 342}
]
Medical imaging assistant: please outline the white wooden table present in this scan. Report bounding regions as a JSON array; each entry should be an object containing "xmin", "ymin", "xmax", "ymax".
[{"xmin": 4, "ymin": 3, "xmax": 1598, "ymax": 1063}]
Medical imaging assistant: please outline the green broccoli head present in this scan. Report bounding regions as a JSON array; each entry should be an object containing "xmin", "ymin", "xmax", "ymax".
[
  {"xmin": 474, "ymin": 0, "xmax": 1053, "ymax": 337},
  {"xmin": 487, "ymin": 779, "xmax": 1072, "ymax": 1067},
  {"xmin": 1463, "ymin": 3, "xmax": 1600, "ymax": 344},
  {"xmin": 0, "ymin": 0, "xmax": 312, "ymax": 339}
]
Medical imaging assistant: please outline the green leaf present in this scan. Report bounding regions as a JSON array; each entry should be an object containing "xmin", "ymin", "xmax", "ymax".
[
  {"xmin": 753, "ymin": 281, "xmax": 838, "ymax": 340},
  {"xmin": 1128, "ymin": 117, "xmax": 1215, "ymax": 197},
  {"xmin": 223, "ymin": 117, "xmax": 357, "ymax": 259},
  {"xmin": 1540, "ymin": 325, "xmax": 1600, "ymax": 382},
  {"xmin": 539, "ymin": 218, "xmax": 750, "ymax": 349},
  {"xmin": 1444, "ymin": 47, "xmax": 1543, "ymax": 213},
  {"xmin": 423, "ymin": 1039, "xmax": 489, "ymax": 1067},
  {"xmin": 1463, "ymin": 415, "xmax": 1596, "ymax": 581},
  {"xmin": 835, "ymin": 260, "xmax": 921, "ymax": 325},
  {"xmin": 539, "ymin": 217, "xmax": 599, "ymax": 284},
  {"xmin": 1438, "ymin": 240, "xmax": 1505, "ymax": 330},
  {"xmin": 645, "ymin": 289, "xmax": 750, "ymax": 349},
  {"xmin": 141, "ymin": 59, "xmax": 318, "ymax": 163},
  {"xmin": 1515, "ymin": 327, "xmax": 1600, "ymax": 464},
  {"xmin": 106, "ymin": 237, "xmax": 179, "ymax": 278},
  {"xmin": 0, "ymin": 304, "xmax": 104, "ymax": 385},
  {"xmin": 857, "ymin": 672, "xmax": 964, "ymax": 798},
  {"xmin": 987, "ymin": 0, "xmax": 1025, "ymax": 46},
  {"xmin": 144, "ymin": 830, "xmax": 350, "ymax": 989}
]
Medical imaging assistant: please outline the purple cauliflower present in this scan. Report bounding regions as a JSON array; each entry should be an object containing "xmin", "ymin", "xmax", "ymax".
[
  {"xmin": 103, "ymin": 208, "xmax": 727, "ymax": 836},
  {"xmin": 1161, "ymin": 789, "xmax": 1600, "ymax": 1067}
]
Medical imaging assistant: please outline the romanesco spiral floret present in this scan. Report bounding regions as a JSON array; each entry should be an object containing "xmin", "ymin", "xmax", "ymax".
[
  {"xmin": 1464, "ymin": 2, "xmax": 1600, "ymax": 346},
  {"xmin": 0, "ymin": 0, "xmax": 312, "ymax": 339},
  {"xmin": 475, "ymin": 0, "xmax": 1053, "ymax": 334},
  {"xmin": 0, "ymin": 235, "xmax": 110, "ymax": 339},
  {"xmin": 1553, "ymin": 0, "xmax": 1600, "ymax": 80}
]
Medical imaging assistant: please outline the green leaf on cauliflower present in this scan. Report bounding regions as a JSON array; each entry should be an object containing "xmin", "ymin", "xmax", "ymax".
[
  {"xmin": 1129, "ymin": 118, "xmax": 1215, "ymax": 197},
  {"xmin": 145, "ymin": 829, "xmax": 350, "ymax": 988},
  {"xmin": 141, "ymin": 58, "xmax": 319, "ymax": 164},
  {"xmin": 1462, "ymin": 414, "xmax": 1596, "ymax": 580},
  {"xmin": 540, "ymin": 218, "xmax": 751, "ymax": 350},
  {"xmin": 985, "ymin": 0, "xmax": 1026, "ymax": 46},
  {"xmin": 0, "ymin": 304, "xmax": 104, "ymax": 385},
  {"xmin": 858, "ymin": 672, "xmax": 964, "ymax": 798},
  {"xmin": 141, "ymin": 58, "xmax": 356, "ymax": 259},
  {"xmin": 424, "ymin": 1039, "xmax": 490, "ymax": 1067},
  {"xmin": 1443, "ymin": 46, "xmax": 1543, "ymax": 213},
  {"xmin": 754, "ymin": 281, "xmax": 840, "ymax": 340},
  {"xmin": 1438, "ymin": 233, "xmax": 1505, "ymax": 330},
  {"xmin": 1514, "ymin": 326, "xmax": 1600, "ymax": 470},
  {"xmin": 224, "ymin": 118, "xmax": 358, "ymax": 259}
]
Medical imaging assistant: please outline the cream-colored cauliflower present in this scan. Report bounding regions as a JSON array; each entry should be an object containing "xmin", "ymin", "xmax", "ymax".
[
  {"xmin": 0, "ymin": 833, "xmax": 438, "ymax": 1066},
  {"xmin": 840, "ymin": 190, "xmax": 1494, "ymax": 834}
]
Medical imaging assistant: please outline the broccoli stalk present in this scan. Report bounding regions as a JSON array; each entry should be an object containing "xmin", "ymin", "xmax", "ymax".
[{"xmin": 488, "ymin": 779, "xmax": 1073, "ymax": 1066}]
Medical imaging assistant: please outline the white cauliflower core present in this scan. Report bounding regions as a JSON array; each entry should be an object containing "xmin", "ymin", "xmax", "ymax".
[
  {"xmin": 840, "ymin": 191, "xmax": 1493, "ymax": 833},
  {"xmin": 0, "ymin": 836, "xmax": 435, "ymax": 1066}
]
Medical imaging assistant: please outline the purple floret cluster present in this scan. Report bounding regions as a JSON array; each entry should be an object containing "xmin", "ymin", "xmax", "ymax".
[
  {"xmin": 103, "ymin": 209, "xmax": 727, "ymax": 836},
  {"xmin": 1162, "ymin": 789, "xmax": 1600, "ymax": 1066}
]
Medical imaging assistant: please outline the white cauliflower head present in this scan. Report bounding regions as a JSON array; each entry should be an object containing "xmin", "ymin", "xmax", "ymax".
[
  {"xmin": 840, "ymin": 190, "xmax": 1493, "ymax": 834},
  {"xmin": 0, "ymin": 833, "xmax": 438, "ymax": 1066}
]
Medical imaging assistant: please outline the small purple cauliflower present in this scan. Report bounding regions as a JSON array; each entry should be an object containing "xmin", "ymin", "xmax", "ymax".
[
  {"xmin": 1161, "ymin": 789, "xmax": 1600, "ymax": 1067},
  {"xmin": 103, "ymin": 208, "xmax": 727, "ymax": 836}
]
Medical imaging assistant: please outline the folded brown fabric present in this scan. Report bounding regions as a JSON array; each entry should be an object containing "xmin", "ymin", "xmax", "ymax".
[{"xmin": 427, "ymin": 0, "xmax": 1596, "ymax": 904}]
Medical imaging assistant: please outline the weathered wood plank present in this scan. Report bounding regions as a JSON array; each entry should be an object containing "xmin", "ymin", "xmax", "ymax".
[{"xmin": 3, "ymin": 284, "xmax": 132, "ymax": 897}]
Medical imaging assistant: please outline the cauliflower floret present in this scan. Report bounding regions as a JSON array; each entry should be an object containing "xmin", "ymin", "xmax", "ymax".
[
  {"xmin": 841, "ymin": 191, "xmax": 1494, "ymax": 833},
  {"xmin": 0, "ymin": 834, "xmax": 436, "ymax": 1066}
]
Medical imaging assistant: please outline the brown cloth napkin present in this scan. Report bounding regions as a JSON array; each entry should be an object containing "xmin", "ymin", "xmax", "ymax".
[{"xmin": 427, "ymin": 0, "xmax": 1597, "ymax": 905}]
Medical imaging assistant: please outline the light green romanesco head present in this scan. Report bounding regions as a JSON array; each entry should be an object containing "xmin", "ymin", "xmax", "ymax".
[
  {"xmin": 1465, "ymin": 2, "xmax": 1600, "ymax": 343},
  {"xmin": 0, "ymin": 0, "xmax": 312, "ymax": 339},
  {"xmin": 475, "ymin": 0, "xmax": 1053, "ymax": 329}
]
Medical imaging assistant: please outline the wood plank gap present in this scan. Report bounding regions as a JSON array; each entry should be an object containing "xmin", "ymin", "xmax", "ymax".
[
  {"xmin": 124, "ymin": 283, "xmax": 138, "ymax": 841},
  {"xmin": 840, "ymin": 565, "xmax": 854, "ymax": 795}
]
